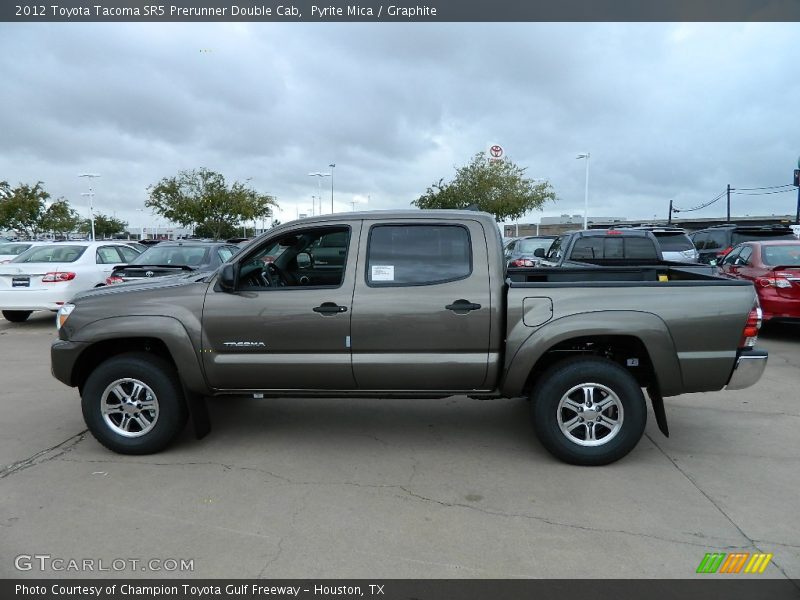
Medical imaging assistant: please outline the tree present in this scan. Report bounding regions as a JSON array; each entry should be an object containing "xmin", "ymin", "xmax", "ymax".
[
  {"xmin": 412, "ymin": 152, "xmax": 556, "ymax": 222},
  {"xmin": 40, "ymin": 199, "xmax": 82, "ymax": 238},
  {"xmin": 80, "ymin": 213, "xmax": 128, "ymax": 239},
  {"xmin": 0, "ymin": 181, "xmax": 49, "ymax": 237},
  {"xmin": 146, "ymin": 168, "xmax": 277, "ymax": 241},
  {"xmin": 194, "ymin": 221, "xmax": 238, "ymax": 240}
]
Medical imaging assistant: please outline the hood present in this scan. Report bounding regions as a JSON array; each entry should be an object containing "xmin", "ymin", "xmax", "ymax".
[{"xmin": 72, "ymin": 271, "xmax": 213, "ymax": 302}]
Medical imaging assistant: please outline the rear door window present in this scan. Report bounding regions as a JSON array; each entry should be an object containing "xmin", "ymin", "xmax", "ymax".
[
  {"xmin": 570, "ymin": 237, "xmax": 604, "ymax": 260},
  {"xmin": 367, "ymin": 224, "xmax": 471, "ymax": 286},
  {"xmin": 116, "ymin": 245, "xmax": 140, "ymax": 262}
]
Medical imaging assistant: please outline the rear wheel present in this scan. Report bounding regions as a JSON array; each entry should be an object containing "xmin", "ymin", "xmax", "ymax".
[
  {"xmin": 2, "ymin": 310, "xmax": 32, "ymax": 322},
  {"xmin": 531, "ymin": 357, "xmax": 647, "ymax": 466},
  {"xmin": 81, "ymin": 352, "xmax": 188, "ymax": 454}
]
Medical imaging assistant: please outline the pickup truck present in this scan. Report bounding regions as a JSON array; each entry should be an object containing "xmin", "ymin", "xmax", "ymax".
[
  {"xmin": 538, "ymin": 229, "xmax": 663, "ymax": 267},
  {"xmin": 51, "ymin": 210, "xmax": 768, "ymax": 465}
]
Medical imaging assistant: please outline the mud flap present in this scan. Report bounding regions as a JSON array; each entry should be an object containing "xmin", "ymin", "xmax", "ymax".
[
  {"xmin": 183, "ymin": 387, "xmax": 211, "ymax": 439},
  {"xmin": 647, "ymin": 386, "xmax": 669, "ymax": 437}
]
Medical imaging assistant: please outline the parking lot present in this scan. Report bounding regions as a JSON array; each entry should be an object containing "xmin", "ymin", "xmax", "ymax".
[{"xmin": 0, "ymin": 311, "xmax": 798, "ymax": 581}]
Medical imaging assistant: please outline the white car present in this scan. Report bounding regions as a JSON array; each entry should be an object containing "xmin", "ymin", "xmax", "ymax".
[
  {"xmin": 0, "ymin": 241, "xmax": 142, "ymax": 322},
  {"xmin": 0, "ymin": 241, "xmax": 49, "ymax": 264}
]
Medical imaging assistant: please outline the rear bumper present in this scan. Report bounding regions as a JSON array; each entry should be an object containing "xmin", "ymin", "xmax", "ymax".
[
  {"xmin": 725, "ymin": 348, "xmax": 768, "ymax": 391},
  {"xmin": 759, "ymin": 293, "xmax": 800, "ymax": 321},
  {"xmin": 0, "ymin": 289, "xmax": 71, "ymax": 311}
]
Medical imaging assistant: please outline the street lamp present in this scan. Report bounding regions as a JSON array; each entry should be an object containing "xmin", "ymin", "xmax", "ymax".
[
  {"xmin": 78, "ymin": 173, "xmax": 100, "ymax": 241},
  {"xmin": 308, "ymin": 172, "xmax": 331, "ymax": 214},
  {"xmin": 576, "ymin": 153, "xmax": 590, "ymax": 229},
  {"xmin": 329, "ymin": 163, "xmax": 335, "ymax": 213},
  {"xmin": 136, "ymin": 207, "xmax": 146, "ymax": 240}
]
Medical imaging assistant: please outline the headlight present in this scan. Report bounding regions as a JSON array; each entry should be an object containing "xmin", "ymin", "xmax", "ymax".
[{"xmin": 56, "ymin": 303, "xmax": 75, "ymax": 330}]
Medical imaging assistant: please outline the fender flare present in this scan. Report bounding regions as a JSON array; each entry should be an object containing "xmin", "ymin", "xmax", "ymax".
[
  {"xmin": 72, "ymin": 315, "xmax": 208, "ymax": 396},
  {"xmin": 501, "ymin": 310, "xmax": 683, "ymax": 399}
]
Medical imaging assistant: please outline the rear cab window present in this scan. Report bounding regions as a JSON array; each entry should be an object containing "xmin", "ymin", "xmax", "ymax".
[{"xmin": 366, "ymin": 224, "xmax": 471, "ymax": 286}]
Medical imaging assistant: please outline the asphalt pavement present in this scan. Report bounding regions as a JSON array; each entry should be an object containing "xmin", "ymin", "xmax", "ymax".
[{"xmin": 0, "ymin": 311, "xmax": 798, "ymax": 581}]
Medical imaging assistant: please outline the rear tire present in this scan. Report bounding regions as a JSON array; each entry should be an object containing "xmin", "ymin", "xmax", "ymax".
[
  {"xmin": 531, "ymin": 356, "xmax": 647, "ymax": 466},
  {"xmin": 2, "ymin": 310, "xmax": 32, "ymax": 322},
  {"xmin": 81, "ymin": 352, "xmax": 188, "ymax": 454}
]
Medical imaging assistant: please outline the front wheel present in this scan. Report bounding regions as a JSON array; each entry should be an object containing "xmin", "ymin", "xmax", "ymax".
[
  {"xmin": 81, "ymin": 352, "xmax": 188, "ymax": 454},
  {"xmin": 2, "ymin": 310, "xmax": 32, "ymax": 322},
  {"xmin": 531, "ymin": 357, "xmax": 647, "ymax": 466}
]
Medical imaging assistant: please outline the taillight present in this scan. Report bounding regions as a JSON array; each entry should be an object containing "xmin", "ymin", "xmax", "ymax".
[
  {"xmin": 757, "ymin": 274, "xmax": 792, "ymax": 288},
  {"xmin": 510, "ymin": 258, "xmax": 536, "ymax": 267},
  {"xmin": 42, "ymin": 272, "xmax": 76, "ymax": 282},
  {"xmin": 716, "ymin": 246, "xmax": 733, "ymax": 257},
  {"xmin": 739, "ymin": 303, "xmax": 762, "ymax": 348},
  {"xmin": 106, "ymin": 276, "xmax": 124, "ymax": 285}
]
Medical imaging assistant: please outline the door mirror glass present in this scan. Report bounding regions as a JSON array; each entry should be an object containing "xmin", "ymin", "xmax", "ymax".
[
  {"xmin": 219, "ymin": 263, "xmax": 238, "ymax": 291},
  {"xmin": 533, "ymin": 247, "xmax": 546, "ymax": 258},
  {"xmin": 296, "ymin": 252, "xmax": 313, "ymax": 269}
]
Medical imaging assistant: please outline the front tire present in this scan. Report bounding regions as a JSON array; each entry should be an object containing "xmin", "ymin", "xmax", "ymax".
[
  {"xmin": 81, "ymin": 352, "xmax": 188, "ymax": 454},
  {"xmin": 2, "ymin": 310, "xmax": 32, "ymax": 322},
  {"xmin": 531, "ymin": 357, "xmax": 647, "ymax": 466}
]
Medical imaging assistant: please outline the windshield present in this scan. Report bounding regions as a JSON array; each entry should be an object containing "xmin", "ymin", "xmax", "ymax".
[
  {"xmin": 655, "ymin": 233, "xmax": 694, "ymax": 251},
  {"xmin": 732, "ymin": 231, "xmax": 795, "ymax": 245},
  {"xmin": 132, "ymin": 245, "xmax": 211, "ymax": 267},
  {"xmin": 12, "ymin": 245, "xmax": 86, "ymax": 263},
  {"xmin": 762, "ymin": 245, "xmax": 800, "ymax": 267},
  {"xmin": 518, "ymin": 238, "xmax": 554, "ymax": 254}
]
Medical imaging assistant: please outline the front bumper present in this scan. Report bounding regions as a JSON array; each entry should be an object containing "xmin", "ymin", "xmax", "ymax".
[
  {"xmin": 725, "ymin": 348, "xmax": 768, "ymax": 391},
  {"xmin": 51, "ymin": 339, "xmax": 89, "ymax": 387}
]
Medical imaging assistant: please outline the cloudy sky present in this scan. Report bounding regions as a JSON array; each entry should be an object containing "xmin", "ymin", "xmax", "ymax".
[{"xmin": 1, "ymin": 21, "xmax": 799, "ymax": 229}]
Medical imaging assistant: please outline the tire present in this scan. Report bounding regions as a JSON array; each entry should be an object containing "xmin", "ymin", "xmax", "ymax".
[
  {"xmin": 531, "ymin": 356, "xmax": 647, "ymax": 466},
  {"xmin": 2, "ymin": 310, "xmax": 32, "ymax": 323},
  {"xmin": 81, "ymin": 352, "xmax": 188, "ymax": 454}
]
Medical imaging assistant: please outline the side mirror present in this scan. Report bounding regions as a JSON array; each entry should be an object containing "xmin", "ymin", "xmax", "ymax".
[
  {"xmin": 533, "ymin": 248, "xmax": 546, "ymax": 258},
  {"xmin": 219, "ymin": 263, "xmax": 238, "ymax": 291},
  {"xmin": 296, "ymin": 252, "xmax": 313, "ymax": 269}
]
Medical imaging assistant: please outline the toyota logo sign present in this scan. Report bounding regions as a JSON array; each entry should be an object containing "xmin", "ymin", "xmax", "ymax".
[{"xmin": 145, "ymin": 271, "xmax": 154, "ymax": 277}]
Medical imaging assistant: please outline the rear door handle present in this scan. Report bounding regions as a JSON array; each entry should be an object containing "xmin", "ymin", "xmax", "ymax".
[
  {"xmin": 445, "ymin": 299, "xmax": 482, "ymax": 313},
  {"xmin": 313, "ymin": 302, "xmax": 348, "ymax": 315}
]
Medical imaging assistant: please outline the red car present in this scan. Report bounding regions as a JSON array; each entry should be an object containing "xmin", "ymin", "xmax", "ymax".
[{"xmin": 718, "ymin": 240, "xmax": 800, "ymax": 321}]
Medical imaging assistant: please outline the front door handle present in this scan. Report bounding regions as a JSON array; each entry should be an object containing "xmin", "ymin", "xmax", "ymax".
[
  {"xmin": 313, "ymin": 302, "xmax": 348, "ymax": 315},
  {"xmin": 445, "ymin": 299, "xmax": 482, "ymax": 314}
]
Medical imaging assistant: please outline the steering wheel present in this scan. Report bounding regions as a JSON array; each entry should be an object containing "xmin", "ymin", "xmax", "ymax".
[{"xmin": 266, "ymin": 262, "xmax": 289, "ymax": 287}]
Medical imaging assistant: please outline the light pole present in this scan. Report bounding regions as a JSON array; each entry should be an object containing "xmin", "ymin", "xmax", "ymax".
[
  {"xmin": 78, "ymin": 173, "xmax": 100, "ymax": 241},
  {"xmin": 576, "ymin": 153, "xmax": 590, "ymax": 229},
  {"xmin": 136, "ymin": 207, "xmax": 145, "ymax": 240},
  {"xmin": 329, "ymin": 163, "xmax": 335, "ymax": 213},
  {"xmin": 308, "ymin": 172, "xmax": 331, "ymax": 214}
]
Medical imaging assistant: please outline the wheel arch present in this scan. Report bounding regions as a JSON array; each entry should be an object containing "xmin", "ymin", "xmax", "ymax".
[
  {"xmin": 501, "ymin": 311, "xmax": 683, "ymax": 399},
  {"xmin": 69, "ymin": 316, "xmax": 207, "ymax": 396}
]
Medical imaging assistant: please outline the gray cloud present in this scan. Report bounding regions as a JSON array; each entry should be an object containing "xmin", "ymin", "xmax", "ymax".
[{"xmin": 1, "ymin": 22, "xmax": 798, "ymax": 228}]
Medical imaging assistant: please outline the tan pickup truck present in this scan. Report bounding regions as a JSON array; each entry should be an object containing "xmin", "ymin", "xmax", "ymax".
[{"xmin": 51, "ymin": 210, "xmax": 767, "ymax": 465}]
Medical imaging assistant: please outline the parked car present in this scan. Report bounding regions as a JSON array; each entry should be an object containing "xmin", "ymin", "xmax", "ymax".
[
  {"xmin": 503, "ymin": 235, "xmax": 557, "ymax": 267},
  {"xmin": 621, "ymin": 227, "xmax": 698, "ymax": 263},
  {"xmin": 0, "ymin": 241, "xmax": 49, "ymax": 264},
  {"xmin": 690, "ymin": 225, "xmax": 796, "ymax": 265},
  {"xmin": 52, "ymin": 210, "xmax": 766, "ymax": 466},
  {"xmin": 717, "ymin": 240, "xmax": 800, "ymax": 322},
  {"xmin": 539, "ymin": 229, "xmax": 663, "ymax": 267},
  {"xmin": 0, "ymin": 241, "xmax": 141, "ymax": 322},
  {"xmin": 105, "ymin": 241, "xmax": 240, "ymax": 284}
]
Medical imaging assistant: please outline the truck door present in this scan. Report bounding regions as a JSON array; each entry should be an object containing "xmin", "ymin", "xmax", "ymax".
[
  {"xmin": 351, "ymin": 219, "xmax": 492, "ymax": 390},
  {"xmin": 201, "ymin": 222, "xmax": 360, "ymax": 391}
]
